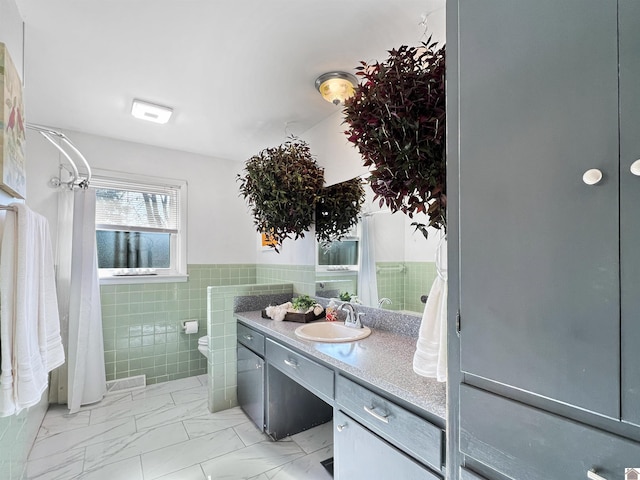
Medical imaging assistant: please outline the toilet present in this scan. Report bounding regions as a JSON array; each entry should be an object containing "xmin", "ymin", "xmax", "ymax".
[{"xmin": 197, "ymin": 336, "xmax": 209, "ymax": 359}]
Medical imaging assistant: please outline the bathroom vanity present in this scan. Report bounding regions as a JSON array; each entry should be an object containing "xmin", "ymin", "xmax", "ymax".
[
  {"xmin": 236, "ymin": 311, "xmax": 446, "ymax": 479},
  {"xmin": 237, "ymin": 322, "xmax": 332, "ymax": 440}
]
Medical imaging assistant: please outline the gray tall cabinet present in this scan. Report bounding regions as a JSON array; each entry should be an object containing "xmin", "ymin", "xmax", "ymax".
[{"xmin": 448, "ymin": 1, "xmax": 640, "ymax": 479}]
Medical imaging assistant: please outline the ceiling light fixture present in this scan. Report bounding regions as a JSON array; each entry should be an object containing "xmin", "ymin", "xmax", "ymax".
[
  {"xmin": 131, "ymin": 99, "xmax": 173, "ymax": 124},
  {"xmin": 315, "ymin": 72, "xmax": 358, "ymax": 106}
]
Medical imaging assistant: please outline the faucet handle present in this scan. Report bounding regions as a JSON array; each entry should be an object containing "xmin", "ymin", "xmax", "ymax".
[{"xmin": 355, "ymin": 312, "xmax": 365, "ymax": 328}]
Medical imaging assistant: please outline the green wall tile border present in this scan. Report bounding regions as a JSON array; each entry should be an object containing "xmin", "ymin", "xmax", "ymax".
[
  {"xmin": 100, "ymin": 264, "xmax": 257, "ymax": 386},
  {"xmin": 0, "ymin": 394, "xmax": 48, "ymax": 480},
  {"xmin": 206, "ymin": 283, "xmax": 294, "ymax": 413},
  {"xmin": 256, "ymin": 264, "xmax": 315, "ymax": 296}
]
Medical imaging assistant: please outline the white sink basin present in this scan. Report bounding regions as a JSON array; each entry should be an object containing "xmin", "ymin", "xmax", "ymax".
[{"xmin": 294, "ymin": 321, "xmax": 371, "ymax": 343}]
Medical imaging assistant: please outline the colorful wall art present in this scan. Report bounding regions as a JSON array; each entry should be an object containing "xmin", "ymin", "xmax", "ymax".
[{"xmin": 0, "ymin": 43, "xmax": 26, "ymax": 199}]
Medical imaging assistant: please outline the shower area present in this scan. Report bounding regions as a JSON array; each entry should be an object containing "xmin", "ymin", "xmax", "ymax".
[{"xmin": 29, "ymin": 124, "xmax": 107, "ymax": 413}]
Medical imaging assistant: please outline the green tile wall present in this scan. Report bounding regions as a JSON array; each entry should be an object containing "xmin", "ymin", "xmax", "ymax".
[
  {"xmin": 376, "ymin": 261, "xmax": 436, "ymax": 314},
  {"xmin": 404, "ymin": 262, "xmax": 437, "ymax": 314},
  {"xmin": 0, "ymin": 394, "xmax": 48, "ymax": 480},
  {"xmin": 100, "ymin": 264, "xmax": 257, "ymax": 385},
  {"xmin": 376, "ymin": 262, "xmax": 406, "ymax": 311},
  {"xmin": 207, "ymin": 283, "xmax": 294, "ymax": 412},
  {"xmin": 256, "ymin": 264, "xmax": 315, "ymax": 296}
]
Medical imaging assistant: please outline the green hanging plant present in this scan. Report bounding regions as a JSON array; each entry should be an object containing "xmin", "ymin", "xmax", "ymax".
[
  {"xmin": 343, "ymin": 38, "xmax": 446, "ymax": 238},
  {"xmin": 237, "ymin": 137, "xmax": 324, "ymax": 252},
  {"xmin": 315, "ymin": 177, "xmax": 366, "ymax": 244}
]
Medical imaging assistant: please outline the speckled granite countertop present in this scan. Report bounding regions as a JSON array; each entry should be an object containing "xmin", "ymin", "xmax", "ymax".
[{"xmin": 236, "ymin": 310, "xmax": 447, "ymax": 425}]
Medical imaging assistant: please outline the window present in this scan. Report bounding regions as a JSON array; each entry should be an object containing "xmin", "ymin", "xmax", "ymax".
[
  {"xmin": 316, "ymin": 222, "xmax": 360, "ymax": 272},
  {"xmin": 92, "ymin": 170, "xmax": 187, "ymax": 283},
  {"xmin": 317, "ymin": 238, "xmax": 359, "ymax": 270}
]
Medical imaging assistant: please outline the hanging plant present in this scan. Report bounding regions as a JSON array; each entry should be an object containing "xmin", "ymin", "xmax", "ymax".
[
  {"xmin": 343, "ymin": 38, "xmax": 446, "ymax": 238},
  {"xmin": 315, "ymin": 177, "xmax": 365, "ymax": 244},
  {"xmin": 237, "ymin": 137, "xmax": 324, "ymax": 252}
]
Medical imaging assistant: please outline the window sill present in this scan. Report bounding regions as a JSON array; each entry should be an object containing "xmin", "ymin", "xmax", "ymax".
[{"xmin": 99, "ymin": 274, "xmax": 189, "ymax": 286}]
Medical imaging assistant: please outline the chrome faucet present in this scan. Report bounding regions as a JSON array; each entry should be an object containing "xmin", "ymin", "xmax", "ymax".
[
  {"xmin": 339, "ymin": 303, "xmax": 363, "ymax": 328},
  {"xmin": 378, "ymin": 298, "xmax": 392, "ymax": 308}
]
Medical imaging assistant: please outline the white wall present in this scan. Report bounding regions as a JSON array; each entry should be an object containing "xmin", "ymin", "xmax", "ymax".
[
  {"xmin": 363, "ymin": 184, "xmax": 440, "ymax": 263},
  {"xmin": 25, "ymin": 129, "xmax": 257, "ymax": 264},
  {"xmin": 255, "ymin": 228, "xmax": 316, "ymax": 266},
  {"xmin": 301, "ymin": 111, "xmax": 367, "ymax": 187},
  {"xmin": 402, "ymin": 213, "xmax": 441, "ymax": 263},
  {"xmin": 0, "ymin": 0, "xmax": 23, "ymax": 82}
]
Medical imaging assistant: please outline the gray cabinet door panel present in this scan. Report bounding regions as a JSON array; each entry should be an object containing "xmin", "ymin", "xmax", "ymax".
[
  {"xmin": 458, "ymin": 0, "xmax": 620, "ymax": 417},
  {"xmin": 334, "ymin": 410, "xmax": 440, "ymax": 480},
  {"xmin": 335, "ymin": 375, "xmax": 443, "ymax": 472},
  {"xmin": 237, "ymin": 345, "xmax": 264, "ymax": 431},
  {"xmin": 620, "ymin": 0, "xmax": 640, "ymax": 426},
  {"xmin": 460, "ymin": 384, "xmax": 640, "ymax": 480}
]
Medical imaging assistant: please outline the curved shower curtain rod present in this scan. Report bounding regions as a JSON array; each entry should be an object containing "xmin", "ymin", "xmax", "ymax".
[{"xmin": 26, "ymin": 123, "xmax": 92, "ymax": 189}]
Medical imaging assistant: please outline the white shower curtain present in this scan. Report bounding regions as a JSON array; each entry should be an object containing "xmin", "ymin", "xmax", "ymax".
[
  {"xmin": 49, "ymin": 188, "xmax": 106, "ymax": 412},
  {"xmin": 358, "ymin": 214, "xmax": 379, "ymax": 308}
]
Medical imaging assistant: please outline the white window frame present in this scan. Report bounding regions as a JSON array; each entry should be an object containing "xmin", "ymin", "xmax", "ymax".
[
  {"xmin": 92, "ymin": 169, "xmax": 188, "ymax": 285},
  {"xmin": 315, "ymin": 223, "xmax": 361, "ymax": 273}
]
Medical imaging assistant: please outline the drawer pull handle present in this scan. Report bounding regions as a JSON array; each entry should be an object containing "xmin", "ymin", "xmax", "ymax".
[
  {"xmin": 587, "ymin": 469, "xmax": 607, "ymax": 480},
  {"xmin": 284, "ymin": 358, "xmax": 299, "ymax": 369},
  {"xmin": 242, "ymin": 334, "xmax": 254, "ymax": 341},
  {"xmin": 364, "ymin": 405, "xmax": 389, "ymax": 424},
  {"xmin": 631, "ymin": 159, "xmax": 640, "ymax": 176},
  {"xmin": 336, "ymin": 423, "xmax": 347, "ymax": 432}
]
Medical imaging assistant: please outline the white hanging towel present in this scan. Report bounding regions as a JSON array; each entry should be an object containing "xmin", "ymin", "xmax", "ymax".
[
  {"xmin": 0, "ymin": 204, "xmax": 65, "ymax": 416},
  {"xmin": 413, "ymin": 235, "xmax": 447, "ymax": 382}
]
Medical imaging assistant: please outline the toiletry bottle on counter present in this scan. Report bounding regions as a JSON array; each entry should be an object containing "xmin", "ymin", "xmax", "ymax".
[{"xmin": 326, "ymin": 299, "xmax": 338, "ymax": 322}]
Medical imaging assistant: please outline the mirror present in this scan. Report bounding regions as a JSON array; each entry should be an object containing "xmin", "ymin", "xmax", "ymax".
[{"xmin": 315, "ymin": 181, "xmax": 442, "ymax": 316}]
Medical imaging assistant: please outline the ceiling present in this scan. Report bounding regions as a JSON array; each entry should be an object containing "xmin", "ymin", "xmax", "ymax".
[{"xmin": 16, "ymin": 0, "xmax": 445, "ymax": 162}]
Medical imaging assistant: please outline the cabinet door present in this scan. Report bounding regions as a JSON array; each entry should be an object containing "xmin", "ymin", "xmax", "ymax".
[
  {"xmin": 334, "ymin": 411, "xmax": 440, "ymax": 480},
  {"xmin": 460, "ymin": 385, "xmax": 640, "ymax": 480},
  {"xmin": 457, "ymin": 0, "xmax": 620, "ymax": 417},
  {"xmin": 620, "ymin": 0, "xmax": 640, "ymax": 426},
  {"xmin": 237, "ymin": 345, "xmax": 264, "ymax": 431}
]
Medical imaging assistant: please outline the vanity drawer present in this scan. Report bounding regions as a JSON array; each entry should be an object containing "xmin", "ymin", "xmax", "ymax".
[
  {"xmin": 237, "ymin": 322, "xmax": 265, "ymax": 356},
  {"xmin": 460, "ymin": 384, "xmax": 640, "ymax": 480},
  {"xmin": 265, "ymin": 339, "xmax": 334, "ymax": 402},
  {"xmin": 336, "ymin": 375, "xmax": 443, "ymax": 472}
]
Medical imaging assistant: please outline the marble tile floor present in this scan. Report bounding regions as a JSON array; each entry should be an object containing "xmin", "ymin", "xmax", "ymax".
[{"xmin": 26, "ymin": 375, "xmax": 334, "ymax": 480}]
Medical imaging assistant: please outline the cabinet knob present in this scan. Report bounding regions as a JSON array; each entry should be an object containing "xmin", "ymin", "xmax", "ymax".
[
  {"xmin": 582, "ymin": 169, "xmax": 603, "ymax": 185},
  {"xmin": 630, "ymin": 159, "xmax": 640, "ymax": 176},
  {"xmin": 336, "ymin": 423, "xmax": 347, "ymax": 432},
  {"xmin": 587, "ymin": 469, "xmax": 607, "ymax": 480}
]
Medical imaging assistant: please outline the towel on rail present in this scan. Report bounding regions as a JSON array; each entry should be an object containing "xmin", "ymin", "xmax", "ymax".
[
  {"xmin": 413, "ymin": 237, "xmax": 447, "ymax": 382},
  {"xmin": 0, "ymin": 203, "xmax": 65, "ymax": 416}
]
